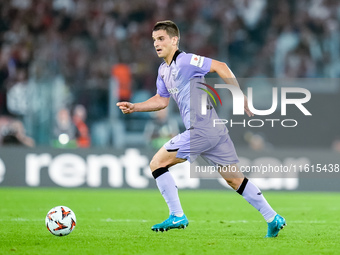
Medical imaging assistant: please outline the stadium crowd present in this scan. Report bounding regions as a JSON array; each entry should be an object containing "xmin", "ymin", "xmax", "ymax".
[{"xmin": 0, "ymin": 0, "xmax": 339, "ymax": 147}]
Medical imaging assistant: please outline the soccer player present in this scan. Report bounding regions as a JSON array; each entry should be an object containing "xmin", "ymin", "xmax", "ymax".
[{"xmin": 117, "ymin": 20, "xmax": 286, "ymax": 237}]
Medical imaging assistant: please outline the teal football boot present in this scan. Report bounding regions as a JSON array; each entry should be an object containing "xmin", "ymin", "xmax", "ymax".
[
  {"xmin": 151, "ymin": 214, "xmax": 189, "ymax": 232},
  {"xmin": 265, "ymin": 214, "xmax": 286, "ymax": 237}
]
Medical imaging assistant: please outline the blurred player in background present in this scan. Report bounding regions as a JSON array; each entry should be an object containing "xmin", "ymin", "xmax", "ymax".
[
  {"xmin": 144, "ymin": 108, "xmax": 179, "ymax": 150},
  {"xmin": 72, "ymin": 104, "xmax": 91, "ymax": 148},
  {"xmin": 117, "ymin": 20, "xmax": 286, "ymax": 237}
]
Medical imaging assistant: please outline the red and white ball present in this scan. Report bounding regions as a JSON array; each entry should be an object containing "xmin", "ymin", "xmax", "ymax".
[{"xmin": 45, "ymin": 206, "xmax": 76, "ymax": 236}]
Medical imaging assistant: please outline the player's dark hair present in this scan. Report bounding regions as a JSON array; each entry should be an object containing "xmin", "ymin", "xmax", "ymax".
[{"xmin": 153, "ymin": 20, "xmax": 180, "ymax": 45}]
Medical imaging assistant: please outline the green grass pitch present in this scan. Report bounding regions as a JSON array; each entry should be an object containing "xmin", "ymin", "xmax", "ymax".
[{"xmin": 1, "ymin": 188, "xmax": 339, "ymax": 255}]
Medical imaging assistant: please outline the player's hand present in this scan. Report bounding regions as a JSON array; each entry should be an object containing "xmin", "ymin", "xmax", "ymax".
[
  {"xmin": 244, "ymin": 95, "xmax": 254, "ymax": 117},
  {"xmin": 116, "ymin": 102, "xmax": 135, "ymax": 114}
]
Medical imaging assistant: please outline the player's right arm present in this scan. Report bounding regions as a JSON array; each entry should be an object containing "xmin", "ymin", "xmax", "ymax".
[{"xmin": 116, "ymin": 94, "xmax": 170, "ymax": 114}]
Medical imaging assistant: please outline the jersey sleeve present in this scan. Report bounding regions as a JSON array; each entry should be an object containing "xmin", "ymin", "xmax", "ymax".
[
  {"xmin": 156, "ymin": 74, "xmax": 170, "ymax": 97},
  {"xmin": 179, "ymin": 53, "xmax": 212, "ymax": 78}
]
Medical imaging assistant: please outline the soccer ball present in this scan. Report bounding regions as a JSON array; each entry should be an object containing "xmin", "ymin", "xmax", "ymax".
[{"xmin": 45, "ymin": 206, "xmax": 76, "ymax": 236}]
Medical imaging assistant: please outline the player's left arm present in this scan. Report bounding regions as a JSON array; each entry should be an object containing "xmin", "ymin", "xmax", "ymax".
[{"xmin": 209, "ymin": 60, "xmax": 254, "ymax": 117}]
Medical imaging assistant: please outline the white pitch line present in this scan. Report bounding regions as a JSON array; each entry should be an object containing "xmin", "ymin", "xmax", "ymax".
[
  {"xmin": 288, "ymin": 220, "xmax": 326, "ymax": 224},
  {"xmin": 103, "ymin": 218, "xmax": 149, "ymax": 223},
  {"xmin": 0, "ymin": 218, "xmax": 43, "ymax": 222}
]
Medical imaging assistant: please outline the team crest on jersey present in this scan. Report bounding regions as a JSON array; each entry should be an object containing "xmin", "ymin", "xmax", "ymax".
[
  {"xmin": 190, "ymin": 55, "xmax": 204, "ymax": 68},
  {"xmin": 168, "ymin": 87, "xmax": 179, "ymax": 94}
]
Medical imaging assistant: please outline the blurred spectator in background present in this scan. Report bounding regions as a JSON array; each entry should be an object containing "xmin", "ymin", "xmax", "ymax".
[
  {"xmin": 6, "ymin": 68, "xmax": 30, "ymax": 116},
  {"xmin": 112, "ymin": 63, "xmax": 132, "ymax": 102},
  {"xmin": 72, "ymin": 104, "xmax": 90, "ymax": 148},
  {"xmin": 0, "ymin": 45, "xmax": 12, "ymax": 116},
  {"xmin": 331, "ymin": 137, "xmax": 340, "ymax": 153},
  {"xmin": 52, "ymin": 107, "xmax": 77, "ymax": 148},
  {"xmin": 0, "ymin": 0, "xmax": 339, "ymax": 147},
  {"xmin": 244, "ymin": 131, "xmax": 272, "ymax": 151},
  {"xmin": 0, "ymin": 116, "xmax": 35, "ymax": 147}
]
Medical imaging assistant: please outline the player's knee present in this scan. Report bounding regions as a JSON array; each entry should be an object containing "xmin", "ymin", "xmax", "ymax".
[
  {"xmin": 149, "ymin": 158, "xmax": 157, "ymax": 171},
  {"xmin": 150, "ymin": 157, "xmax": 165, "ymax": 172}
]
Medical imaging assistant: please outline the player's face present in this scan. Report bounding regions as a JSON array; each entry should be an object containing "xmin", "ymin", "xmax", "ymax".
[{"xmin": 152, "ymin": 30, "xmax": 177, "ymax": 60}]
